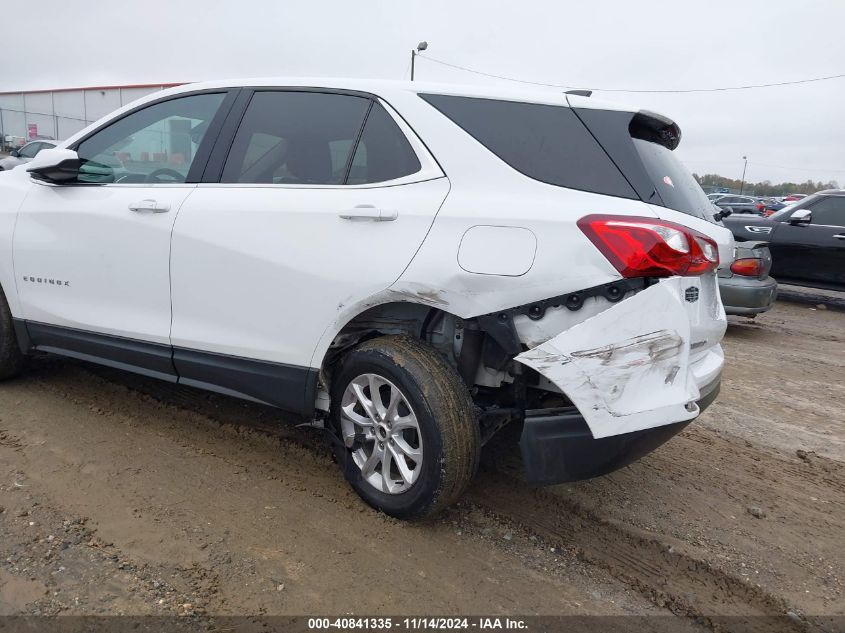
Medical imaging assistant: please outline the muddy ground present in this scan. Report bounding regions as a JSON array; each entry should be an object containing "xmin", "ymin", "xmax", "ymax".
[{"xmin": 0, "ymin": 289, "xmax": 842, "ymax": 632}]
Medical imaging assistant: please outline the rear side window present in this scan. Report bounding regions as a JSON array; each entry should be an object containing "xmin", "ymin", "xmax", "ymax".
[
  {"xmin": 221, "ymin": 91, "xmax": 370, "ymax": 184},
  {"xmin": 347, "ymin": 103, "xmax": 421, "ymax": 184},
  {"xmin": 420, "ymin": 94, "xmax": 637, "ymax": 199}
]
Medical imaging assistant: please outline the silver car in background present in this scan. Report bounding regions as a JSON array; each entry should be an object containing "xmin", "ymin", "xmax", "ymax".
[
  {"xmin": 718, "ymin": 241, "xmax": 778, "ymax": 316},
  {"xmin": 0, "ymin": 140, "xmax": 59, "ymax": 171}
]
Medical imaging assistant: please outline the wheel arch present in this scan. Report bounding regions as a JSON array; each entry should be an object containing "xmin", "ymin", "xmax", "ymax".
[{"xmin": 316, "ymin": 300, "xmax": 463, "ymax": 377}]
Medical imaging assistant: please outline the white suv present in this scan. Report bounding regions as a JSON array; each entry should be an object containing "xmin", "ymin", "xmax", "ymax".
[{"xmin": 0, "ymin": 79, "xmax": 732, "ymax": 519}]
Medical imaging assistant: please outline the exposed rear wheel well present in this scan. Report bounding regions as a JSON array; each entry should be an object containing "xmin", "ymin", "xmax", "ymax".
[{"xmin": 322, "ymin": 302, "xmax": 463, "ymax": 375}]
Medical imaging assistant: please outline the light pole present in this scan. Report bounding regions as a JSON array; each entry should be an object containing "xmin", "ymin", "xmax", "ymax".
[
  {"xmin": 410, "ymin": 41, "xmax": 428, "ymax": 81},
  {"xmin": 740, "ymin": 156, "xmax": 748, "ymax": 195}
]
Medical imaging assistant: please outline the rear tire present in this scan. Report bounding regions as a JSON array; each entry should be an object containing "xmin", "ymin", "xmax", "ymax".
[
  {"xmin": 0, "ymin": 287, "xmax": 25, "ymax": 380},
  {"xmin": 330, "ymin": 335, "xmax": 480, "ymax": 520}
]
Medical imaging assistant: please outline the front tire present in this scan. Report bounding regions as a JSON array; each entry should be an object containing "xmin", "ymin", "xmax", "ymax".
[
  {"xmin": 0, "ymin": 287, "xmax": 25, "ymax": 381},
  {"xmin": 330, "ymin": 335, "xmax": 480, "ymax": 520}
]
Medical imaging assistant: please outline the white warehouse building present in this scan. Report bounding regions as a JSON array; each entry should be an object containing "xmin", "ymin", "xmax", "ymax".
[{"xmin": 0, "ymin": 83, "xmax": 180, "ymax": 149}]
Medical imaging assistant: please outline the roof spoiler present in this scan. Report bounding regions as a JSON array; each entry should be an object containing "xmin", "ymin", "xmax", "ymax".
[{"xmin": 629, "ymin": 110, "xmax": 682, "ymax": 150}]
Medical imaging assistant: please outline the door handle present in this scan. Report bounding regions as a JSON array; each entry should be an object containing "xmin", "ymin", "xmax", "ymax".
[
  {"xmin": 129, "ymin": 199, "xmax": 170, "ymax": 213},
  {"xmin": 834, "ymin": 234, "xmax": 845, "ymax": 240},
  {"xmin": 338, "ymin": 205, "xmax": 398, "ymax": 222}
]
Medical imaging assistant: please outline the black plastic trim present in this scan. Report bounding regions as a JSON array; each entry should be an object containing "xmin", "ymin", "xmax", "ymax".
[
  {"xmin": 200, "ymin": 88, "xmax": 254, "ymax": 183},
  {"xmin": 25, "ymin": 321, "xmax": 177, "ymax": 382},
  {"xmin": 173, "ymin": 347, "xmax": 318, "ymax": 415},
  {"xmin": 185, "ymin": 89, "xmax": 241, "ymax": 183},
  {"xmin": 519, "ymin": 375, "xmax": 721, "ymax": 486},
  {"xmin": 12, "ymin": 318, "xmax": 32, "ymax": 354},
  {"xmin": 15, "ymin": 321, "xmax": 318, "ymax": 416}
]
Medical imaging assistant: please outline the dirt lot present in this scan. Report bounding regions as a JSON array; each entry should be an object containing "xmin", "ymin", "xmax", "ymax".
[{"xmin": 0, "ymin": 292, "xmax": 842, "ymax": 632}]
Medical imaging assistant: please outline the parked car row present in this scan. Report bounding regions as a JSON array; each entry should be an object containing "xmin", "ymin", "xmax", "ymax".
[{"xmin": 708, "ymin": 192, "xmax": 810, "ymax": 218}]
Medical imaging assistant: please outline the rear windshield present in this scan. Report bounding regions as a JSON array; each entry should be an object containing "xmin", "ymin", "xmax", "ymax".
[
  {"xmin": 419, "ymin": 94, "xmax": 637, "ymax": 199},
  {"xmin": 631, "ymin": 137, "xmax": 715, "ymax": 221}
]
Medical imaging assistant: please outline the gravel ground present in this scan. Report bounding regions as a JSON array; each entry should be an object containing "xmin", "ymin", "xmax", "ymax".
[{"xmin": 0, "ymin": 293, "xmax": 842, "ymax": 633}]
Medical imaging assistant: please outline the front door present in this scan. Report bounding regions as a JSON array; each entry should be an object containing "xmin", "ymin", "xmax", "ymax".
[
  {"xmin": 13, "ymin": 92, "xmax": 227, "ymax": 376},
  {"xmin": 770, "ymin": 196, "xmax": 845, "ymax": 290}
]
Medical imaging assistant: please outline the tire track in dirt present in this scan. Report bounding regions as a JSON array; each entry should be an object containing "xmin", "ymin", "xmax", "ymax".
[{"xmin": 60, "ymin": 362, "xmax": 821, "ymax": 633}]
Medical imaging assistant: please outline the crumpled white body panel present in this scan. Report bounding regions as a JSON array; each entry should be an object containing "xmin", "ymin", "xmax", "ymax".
[{"xmin": 516, "ymin": 277, "xmax": 704, "ymax": 439}]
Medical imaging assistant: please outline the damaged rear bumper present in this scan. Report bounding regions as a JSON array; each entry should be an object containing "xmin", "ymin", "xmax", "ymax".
[
  {"xmin": 519, "ymin": 374, "xmax": 720, "ymax": 485},
  {"xmin": 510, "ymin": 275, "xmax": 726, "ymax": 485}
]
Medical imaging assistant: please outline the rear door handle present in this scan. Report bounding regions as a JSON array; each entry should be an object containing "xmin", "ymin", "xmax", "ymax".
[
  {"xmin": 129, "ymin": 199, "xmax": 170, "ymax": 213},
  {"xmin": 338, "ymin": 205, "xmax": 398, "ymax": 222},
  {"xmin": 834, "ymin": 234, "xmax": 845, "ymax": 239}
]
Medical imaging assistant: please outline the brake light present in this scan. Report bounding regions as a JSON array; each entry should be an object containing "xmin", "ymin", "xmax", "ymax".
[
  {"xmin": 730, "ymin": 258, "xmax": 763, "ymax": 277},
  {"xmin": 756, "ymin": 203, "xmax": 765, "ymax": 210},
  {"xmin": 762, "ymin": 209, "xmax": 775, "ymax": 217},
  {"xmin": 577, "ymin": 214, "xmax": 720, "ymax": 278}
]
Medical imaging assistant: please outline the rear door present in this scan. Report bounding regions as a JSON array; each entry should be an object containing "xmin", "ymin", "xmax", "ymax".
[
  {"xmin": 169, "ymin": 89, "xmax": 448, "ymax": 412},
  {"xmin": 770, "ymin": 196, "xmax": 845, "ymax": 289}
]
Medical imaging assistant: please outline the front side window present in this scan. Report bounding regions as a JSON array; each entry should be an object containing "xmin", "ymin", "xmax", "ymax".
[
  {"xmin": 75, "ymin": 92, "xmax": 225, "ymax": 184},
  {"xmin": 809, "ymin": 196, "xmax": 845, "ymax": 226},
  {"xmin": 221, "ymin": 91, "xmax": 371, "ymax": 185}
]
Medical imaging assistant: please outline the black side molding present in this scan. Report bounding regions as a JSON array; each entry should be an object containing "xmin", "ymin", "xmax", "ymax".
[
  {"xmin": 25, "ymin": 321, "xmax": 177, "ymax": 382},
  {"xmin": 15, "ymin": 320, "xmax": 318, "ymax": 416},
  {"xmin": 173, "ymin": 347, "xmax": 318, "ymax": 415}
]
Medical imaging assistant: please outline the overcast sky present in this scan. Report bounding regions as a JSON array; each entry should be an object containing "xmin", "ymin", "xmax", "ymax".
[{"xmin": 4, "ymin": 0, "xmax": 843, "ymax": 184}]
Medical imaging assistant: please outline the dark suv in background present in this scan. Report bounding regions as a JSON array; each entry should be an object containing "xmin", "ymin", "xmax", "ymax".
[{"xmin": 722, "ymin": 190, "xmax": 845, "ymax": 291}]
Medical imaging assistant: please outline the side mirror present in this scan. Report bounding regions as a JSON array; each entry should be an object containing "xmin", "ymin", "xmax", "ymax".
[
  {"xmin": 788, "ymin": 208, "xmax": 811, "ymax": 225},
  {"xmin": 26, "ymin": 148, "xmax": 83, "ymax": 183},
  {"xmin": 10, "ymin": 149, "xmax": 19, "ymax": 158},
  {"xmin": 713, "ymin": 205, "xmax": 732, "ymax": 222}
]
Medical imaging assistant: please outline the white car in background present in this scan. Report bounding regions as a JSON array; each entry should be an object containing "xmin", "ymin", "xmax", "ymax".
[
  {"xmin": 0, "ymin": 139, "xmax": 59, "ymax": 171},
  {"xmin": 0, "ymin": 78, "xmax": 732, "ymax": 519}
]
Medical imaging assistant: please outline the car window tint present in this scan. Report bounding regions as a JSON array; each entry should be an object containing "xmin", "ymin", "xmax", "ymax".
[
  {"xmin": 221, "ymin": 91, "xmax": 370, "ymax": 185},
  {"xmin": 76, "ymin": 92, "xmax": 225, "ymax": 184},
  {"xmin": 420, "ymin": 94, "xmax": 636, "ymax": 199},
  {"xmin": 809, "ymin": 196, "xmax": 845, "ymax": 226},
  {"xmin": 18, "ymin": 143, "xmax": 41, "ymax": 158},
  {"xmin": 346, "ymin": 103, "xmax": 421, "ymax": 184}
]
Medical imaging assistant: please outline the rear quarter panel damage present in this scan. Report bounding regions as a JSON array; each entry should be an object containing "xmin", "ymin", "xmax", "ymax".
[{"xmin": 516, "ymin": 277, "xmax": 712, "ymax": 439}]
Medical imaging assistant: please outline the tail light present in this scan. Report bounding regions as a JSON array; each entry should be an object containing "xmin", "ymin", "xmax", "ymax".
[
  {"xmin": 730, "ymin": 258, "xmax": 764, "ymax": 277},
  {"xmin": 756, "ymin": 203, "xmax": 765, "ymax": 211},
  {"xmin": 762, "ymin": 209, "xmax": 775, "ymax": 217},
  {"xmin": 578, "ymin": 214, "xmax": 719, "ymax": 278}
]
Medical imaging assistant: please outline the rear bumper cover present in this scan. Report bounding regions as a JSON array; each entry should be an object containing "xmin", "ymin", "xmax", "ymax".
[
  {"xmin": 719, "ymin": 275, "xmax": 778, "ymax": 315},
  {"xmin": 519, "ymin": 374, "xmax": 720, "ymax": 486}
]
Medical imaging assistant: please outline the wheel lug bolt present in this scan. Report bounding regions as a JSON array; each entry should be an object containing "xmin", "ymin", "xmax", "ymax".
[
  {"xmin": 389, "ymin": 439, "xmax": 395, "ymax": 445},
  {"xmin": 379, "ymin": 442, "xmax": 384, "ymax": 449}
]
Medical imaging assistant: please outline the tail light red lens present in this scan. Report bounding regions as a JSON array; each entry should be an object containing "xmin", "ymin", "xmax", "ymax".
[
  {"xmin": 762, "ymin": 209, "xmax": 774, "ymax": 217},
  {"xmin": 730, "ymin": 258, "xmax": 763, "ymax": 277},
  {"xmin": 756, "ymin": 203, "xmax": 765, "ymax": 210},
  {"xmin": 577, "ymin": 214, "xmax": 720, "ymax": 278}
]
